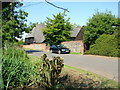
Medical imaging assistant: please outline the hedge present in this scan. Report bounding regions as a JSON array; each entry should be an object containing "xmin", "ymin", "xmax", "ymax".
[{"xmin": 87, "ymin": 34, "xmax": 119, "ymax": 57}]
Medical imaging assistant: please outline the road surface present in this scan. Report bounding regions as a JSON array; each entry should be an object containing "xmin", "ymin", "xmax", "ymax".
[{"xmin": 26, "ymin": 50, "xmax": 119, "ymax": 82}]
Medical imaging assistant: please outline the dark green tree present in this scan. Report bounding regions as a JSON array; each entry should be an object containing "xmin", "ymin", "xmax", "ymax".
[
  {"xmin": 2, "ymin": 2, "xmax": 30, "ymax": 43},
  {"xmin": 43, "ymin": 12, "xmax": 73, "ymax": 45},
  {"xmin": 83, "ymin": 11, "xmax": 118, "ymax": 50}
]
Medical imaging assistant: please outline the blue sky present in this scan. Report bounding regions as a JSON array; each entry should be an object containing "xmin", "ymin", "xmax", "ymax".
[{"xmin": 20, "ymin": 2, "xmax": 118, "ymax": 40}]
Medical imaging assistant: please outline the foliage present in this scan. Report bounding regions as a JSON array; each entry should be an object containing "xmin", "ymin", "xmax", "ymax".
[
  {"xmin": 86, "ymin": 34, "xmax": 119, "ymax": 57},
  {"xmin": 1, "ymin": 43, "xmax": 64, "ymax": 89},
  {"xmin": 2, "ymin": 43, "xmax": 33, "ymax": 89},
  {"xmin": 33, "ymin": 54, "xmax": 64, "ymax": 89},
  {"xmin": 13, "ymin": 40, "xmax": 25, "ymax": 46},
  {"xmin": 2, "ymin": 2, "xmax": 30, "ymax": 43},
  {"xmin": 17, "ymin": 40, "xmax": 25, "ymax": 45},
  {"xmin": 43, "ymin": 12, "xmax": 73, "ymax": 45},
  {"xmin": 83, "ymin": 11, "xmax": 118, "ymax": 50},
  {"xmin": 28, "ymin": 22, "xmax": 39, "ymax": 31}
]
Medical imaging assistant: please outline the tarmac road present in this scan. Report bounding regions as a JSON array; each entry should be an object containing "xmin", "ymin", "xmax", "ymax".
[{"xmin": 27, "ymin": 50, "xmax": 119, "ymax": 82}]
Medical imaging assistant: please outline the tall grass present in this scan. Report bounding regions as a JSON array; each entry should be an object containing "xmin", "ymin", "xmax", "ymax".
[
  {"xmin": 2, "ymin": 43, "xmax": 64, "ymax": 90},
  {"xmin": 2, "ymin": 43, "xmax": 33, "ymax": 90}
]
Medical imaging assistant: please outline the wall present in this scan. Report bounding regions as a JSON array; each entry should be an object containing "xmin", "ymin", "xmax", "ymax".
[
  {"xmin": 22, "ymin": 40, "xmax": 84, "ymax": 54},
  {"xmin": 22, "ymin": 43, "xmax": 50, "ymax": 51},
  {"xmin": 61, "ymin": 40, "xmax": 84, "ymax": 54}
]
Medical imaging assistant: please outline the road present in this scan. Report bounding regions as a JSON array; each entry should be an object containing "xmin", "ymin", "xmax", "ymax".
[{"xmin": 26, "ymin": 50, "xmax": 119, "ymax": 82}]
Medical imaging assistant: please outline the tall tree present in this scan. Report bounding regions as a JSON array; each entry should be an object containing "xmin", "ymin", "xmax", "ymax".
[
  {"xmin": 43, "ymin": 12, "xmax": 73, "ymax": 45},
  {"xmin": 2, "ymin": 2, "xmax": 30, "ymax": 43},
  {"xmin": 83, "ymin": 11, "xmax": 118, "ymax": 50}
]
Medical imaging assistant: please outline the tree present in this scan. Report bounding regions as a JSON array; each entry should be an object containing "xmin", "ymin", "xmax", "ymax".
[
  {"xmin": 43, "ymin": 12, "xmax": 73, "ymax": 45},
  {"xmin": 83, "ymin": 11, "xmax": 118, "ymax": 50},
  {"xmin": 2, "ymin": 2, "xmax": 30, "ymax": 43}
]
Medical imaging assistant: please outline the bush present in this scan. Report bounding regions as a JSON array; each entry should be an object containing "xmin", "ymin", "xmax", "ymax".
[
  {"xmin": 30, "ymin": 54, "xmax": 64, "ymax": 89},
  {"xmin": 1, "ymin": 43, "xmax": 64, "ymax": 89},
  {"xmin": 41, "ymin": 54, "xmax": 64, "ymax": 89},
  {"xmin": 87, "ymin": 34, "xmax": 119, "ymax": 57},
  {"xmin": 2, "ymin": 43, "xmax": 33, "ymax": 89}
]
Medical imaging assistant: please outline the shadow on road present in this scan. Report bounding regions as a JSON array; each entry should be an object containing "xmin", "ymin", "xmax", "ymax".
[{"xmin": 25, "ymin": 50, "xmax": 43, "ymax": 54}]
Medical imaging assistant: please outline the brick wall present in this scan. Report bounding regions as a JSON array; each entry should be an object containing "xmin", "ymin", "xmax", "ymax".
[
  {"xmin": 61, "ymin": 40, "xmax": 84, "ymax": 54},
  {"xmin": 22, "ymin": 43, "xmax": 50, "ymax": 51}
]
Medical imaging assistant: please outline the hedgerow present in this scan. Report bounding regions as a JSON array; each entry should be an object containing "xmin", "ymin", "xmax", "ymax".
[{"xmin": 86, "ymin": 34, "xmax": 119, "ymax": 57}]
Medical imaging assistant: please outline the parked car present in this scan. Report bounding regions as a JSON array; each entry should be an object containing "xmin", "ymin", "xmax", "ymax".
[{"xmin": 50, "ymin": 45, "xmax": 70, "ymax": 54}]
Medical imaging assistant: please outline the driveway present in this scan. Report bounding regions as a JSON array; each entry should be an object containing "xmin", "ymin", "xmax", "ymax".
[{"xmin": 27, "ymin": 50, "xmax": 119, "ymax": 82}]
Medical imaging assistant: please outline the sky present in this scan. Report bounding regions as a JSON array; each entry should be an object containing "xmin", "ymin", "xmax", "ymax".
[{"xmin": 20, "ymin": 1, "xmax": 118, "ymax": 40}]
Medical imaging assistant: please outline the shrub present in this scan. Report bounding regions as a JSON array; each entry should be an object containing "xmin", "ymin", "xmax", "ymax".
[
  {"xmin": 1, "ymin": 43, "xmax": 64, "ymax": 89},
  {"xmin": 2, "ymin": 43, "xmax": 33, "ymax": 89},
  {"xmin": 32, "ymin": 54, "xmax": 64, "ymax": 89},
  {"xmin": 15, "ymin": 40, "xmax": 25, "ymax": 45},
  {"xmin": 87, "ymin": 34, "xmax": 119, "ymax": 57}
]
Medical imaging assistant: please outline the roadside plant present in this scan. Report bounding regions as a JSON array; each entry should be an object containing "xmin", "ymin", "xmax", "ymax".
[
  {"xmin": 86, "ymin": 34, "xmax": 119, "ymax": 57},
  {"xmin": 38, "ymin": 54, "xmax": 64, "ymax": 89},
  {"xmin": 2, "ymin": 43, "xmax": 33, "ymax": 90},
  {"xmin": 2, "ymin": 42, "xmax": 64, "ymax": 89}
]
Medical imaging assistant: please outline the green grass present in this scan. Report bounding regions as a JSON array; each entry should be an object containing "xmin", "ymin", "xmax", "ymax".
[
  {"xmin": 64, "ymin": 65, "xmax": 119, "ymax": 88},
  {"xmin": 23, "ymin": 48, "xmax": 41, "ymax": 51},
  {"xmin": 70, "ymin": 52, "xmax": 82, "ymax": 54},
  {"xmin": 2, "ymin": 44, "xmax": 34, "ymax": 89},
  {"xmin": 28, "ymin": 54, "xmax": 40, "ymax": 61}
]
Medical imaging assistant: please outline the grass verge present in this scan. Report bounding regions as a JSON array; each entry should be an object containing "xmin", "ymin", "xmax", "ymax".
[
  {"xmin": 23, "ymin": 48, "xmax": 42, "ymax": 51},
  {"xmin": 70, "ymin": 52, "xmax": 82, "ymax": 54},
  {"xmin": 63, "ymin": 65, "xmax": 119, "ymax": 88}
]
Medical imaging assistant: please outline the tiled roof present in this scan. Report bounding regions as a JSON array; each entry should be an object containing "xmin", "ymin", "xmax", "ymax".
[
  {"xmin": 25, "ymin": 33, "xmax": 34, "ymax": 38},
  {"xmin": 71, "ymin": 26, "xmax": 81, "ymax": 37},
  {"xmin": 25, "ymin": 24, "xmax": 45, "ymax": 43},
  {"xmin": 32, "ymin": 24, "xmax": 45, "ymax": 43}
]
